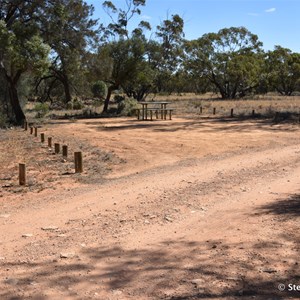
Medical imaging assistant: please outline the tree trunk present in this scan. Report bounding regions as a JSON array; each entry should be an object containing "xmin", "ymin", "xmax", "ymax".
[
  {"xmin": 62, "ymin": 75, "xmax": 72, "ymax": 103},
  {"xmin": 7, "ymin": 78, "xmax": 26, "ymax": 125},
  {"xmin": 102, "ymin": 87, "xmax": 113, "ymax": 113},
  {"xmin": 102, "ymin": 84, "xmax": 118, "ymax": 113}
]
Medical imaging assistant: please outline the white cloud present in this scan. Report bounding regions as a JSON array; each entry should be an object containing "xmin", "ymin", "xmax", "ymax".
[
  {"xmin": 265, "ymin": 8, "xmax": 276, "ymax": 13},
  {"xmin": 139, "ymin": 15, "xmax": 152, "ymax": 20}
]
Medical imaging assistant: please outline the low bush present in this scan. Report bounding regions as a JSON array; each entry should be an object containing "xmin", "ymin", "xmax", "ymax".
[
  {"xmin": 117, "ymin": 98, "xmax": 139, "ymax": 116},
  {"xmin": 34, "ymin": 102, "xmax": 49, "ymax": 118}
]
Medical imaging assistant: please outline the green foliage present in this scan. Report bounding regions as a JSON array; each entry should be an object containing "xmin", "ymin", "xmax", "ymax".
[
  {"xmin": 184, "ymin": 27, "xmax": 264, "ymax": 99},
  {"xmin": 34, "ymin": 103, "xmax": 49, "ymax": 118},
  {"xmin": 117, "ymin": 98, "xmax": 139, "ymax": 116},
  {"xmin": 266, "ymin": 46, "xmax": 300, "ymax": 95},
  {"xmin": 72, "ymin": 98, "xmax": 84, "ymax": 110},
  {"xmin": 91, "ymin": 81, "xmax": 107, "ymax": 98}
]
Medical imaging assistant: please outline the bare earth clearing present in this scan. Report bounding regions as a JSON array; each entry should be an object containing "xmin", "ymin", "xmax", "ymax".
[{"xmin": 1, "ymin": 116, "xmax": 300, "ymax": 299}]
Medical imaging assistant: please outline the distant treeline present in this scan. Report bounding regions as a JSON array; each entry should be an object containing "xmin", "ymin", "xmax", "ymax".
[{"xmin": 0, "ymin": 0, "xmax": 299, "ymax": 124}]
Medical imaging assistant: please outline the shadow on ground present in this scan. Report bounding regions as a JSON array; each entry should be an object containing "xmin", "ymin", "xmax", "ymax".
[
  {"xmin": 257, "ymin": 193, "xmax": 300, "ymax": 219},
  {"xmin": 83, "ymin": 114, "xmax": 299, "ymax": 134},
  {"xmin": 1, "ymin": 236, "xmax": 299, "ymax": 299}
]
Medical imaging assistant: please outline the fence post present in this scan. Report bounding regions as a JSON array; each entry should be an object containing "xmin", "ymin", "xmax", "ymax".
[
  {"xmin": 213, "ymin": 108, "xmax": 216, "ymax": 115},
  {"xmin": 230, "ymin": 108, "xmax": 234, "ymax": 117},
  {"xmin": 34, "ymin": 127, "xmax": 38, "ymax": 137},
  {"xmin": 41, "ymin": 133, "xmax": 45, "ymax": 143},
  {"xmin": 24, "ymin": 121, "xmax": 28, "ymax": 131},
  {"xmin": 48, "ymin": 137, "xmax": 52, "ymax": 148},
  {"xmin": 19, "ymin": 163, "xmax": 26, "ymax": 185},
  {"xmin": 252, "ymin": 109, "xmax": 255, "ymax": 117},
  {"xmin": 30, "ymin": 127, "xmax": 33, "ymax": 134},
  {"xmin": 200, "ymin": 106, "xmax": 203, "ymax": 114},
  {"xmin": 54, "ymin": 143, "xmax": 60, "ymax": 154},
  {"xmin": 62, "ymin": 145, "xmax": 68, "ymax": 158},
  {"xmin": 74, "ymin": 152, "xmax": 83, "ymax": 173}
]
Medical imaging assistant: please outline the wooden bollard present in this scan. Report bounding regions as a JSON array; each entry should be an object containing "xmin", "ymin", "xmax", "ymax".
[
  {"xmin": 230, "ymin": 108, "xmax": 234, "ymax": 117},
  {"xmin": 213, "ymin": 108, "xmax": 216, "ymax": 115},
  {"xmin": 24, "ymin": 121, "xmax": 28, "ymax": 131},
  {"xmin": 48, "ymin": 137, "xmax": 52, "ymax": 148},
  {"xmin": 252, "ymin": 109, "xmax": 255, "ymax": 117},
  {"xmin": 19, "ymin": 163, "xmax": 26, "ymax": 185},
  {"xmin": 34, "ymin": 127, "xmax": 38, "ymax": 137},
  {"xmin": 41, "ymin": 133, "xmax": 45, "ymax": 143},
  {"xmin": 30, "ymin": 127, "xmax": 33, "ymax": 134},
  {"xmin": 62, "ymin": 145, "xmax": 68, "ymax": 158},
  {"xmin": 54, "ymin": 143, "xmax": 60, "ymax": 154},
  {"xmin": 74, "ymin": 152, "xmax": 83, "ymax": 173},
  {"xmin": 200, "ymin": 106, "xmax": 203, "ymax": 114}
]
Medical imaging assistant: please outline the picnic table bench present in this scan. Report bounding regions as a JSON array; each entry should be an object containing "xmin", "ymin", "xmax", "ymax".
[{"xmin": 136, "ymin": 101, "xmax": 174, "ymax": 120}]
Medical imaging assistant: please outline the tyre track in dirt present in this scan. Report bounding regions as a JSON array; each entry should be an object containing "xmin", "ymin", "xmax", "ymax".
[{"xmin": 1, "ymin": 140, "xmax": 300, "ymax": 299}]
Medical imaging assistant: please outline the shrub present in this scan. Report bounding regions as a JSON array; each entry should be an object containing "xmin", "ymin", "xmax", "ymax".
[
  {"xmin": 68, "ymin": 98, "xmax": 84, "ymax": 110},
  {"xmin": 117, "ymin": 98, "xmax": 139, "ymax": 116},
  {"xmin": 91, "ymin": 81, "xmax": 107, "ymax": 99},
  {"xmin": 34, "ymin": 102, "xmax": 49, "ymax": 118}
]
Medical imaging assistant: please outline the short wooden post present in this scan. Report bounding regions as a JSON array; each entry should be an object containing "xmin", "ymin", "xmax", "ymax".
[
  {"xmin": 200, "ymin": 106, "xmax": 203, "ymax": 114},
  {"xmin": 252, "ymin": 109, "xmax": 255, "ymax": 117},
  {"xmin": 19, "ymin": 163, "xmax": 26, "ymax": 186},
  {"xmin": 41, "ymin": 133, "xmax": 45, "ymax": 143},
  {"xmin": 34, "ymin": 127, "xmax": 38, "ymax": 137},
  {"xmin": 30, "ymin": 127, "xmax": 33, "ymax": 134},
  {"xmin": 213, "ymin": 108, "xmax": 216, "ymax": 115},
  {"xmin": 48, "ymin": 137, "xmax": 52, "ymax": 148},
  {"xmin": 24, "ymin": 121, "xmax": 28, "ymax": 131},
  {"xmin": 54, "ymin": 143, "xmax": 60, "ymax": 154},
  {"xmin": 74, "ymin": 152, "xmax": 83, "ymax": 173},
  {"xmin": 62, "ymin": 145, "xmax": 68, "ymax": 158},
  {"xmin": 230, "ymin": 108, "xmax": 234, "ymax": 117}
]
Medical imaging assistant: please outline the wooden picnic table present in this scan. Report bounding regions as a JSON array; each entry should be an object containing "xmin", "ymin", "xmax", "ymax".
[{"xmin": 137, "ymin": 101, "xmax": 173, "ymax": 120}]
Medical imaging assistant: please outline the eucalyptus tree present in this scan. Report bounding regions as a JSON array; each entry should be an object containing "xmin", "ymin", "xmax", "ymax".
[
  {"xmin": 100, "ymin": 0, "xmax": 151, "ymax": 112},
  {"xmin": 185, "ymin": 27, "xmax": 264, "ymax": 99},
  {"xmin": 154, "ymin": 14, "xmax": 185, "ymax": 93},
  {"xmin": 266, "ymin": 46, "xmax": 300, "ymax": 96},
  {"xmin": 37, "ymin": 0, "xmax": 98, "ymax": 104},
  {"xmin": 0, "ymin": 0, "xmax": 50, "ymax": 124}
]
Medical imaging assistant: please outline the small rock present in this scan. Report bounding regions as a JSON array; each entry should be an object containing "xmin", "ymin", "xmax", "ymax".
[
  {"xmin": 112, "ymin": 289, "xmax": 122, "ymax": 295},
  {"xmin": 41, "ymin": 226, "xmax": 59, "ymax": 231},
  {"xmin": 262, "ymin": 268, "xmax": 277, "ymax": 273},
  {"xmin": 22, "ymin": 233, "xmax": 33, "ymax": 238},
  {"xmin": 144, "ymin": 220, "xmax": 150, "ymax": 224},
  {"xmin": 164, "ymin": 216, "xmax": 173, "ymax": 222},
  {"xmin": 190, "ymin": 278, "xmax": 205, "ymax": 288},
  {"xmin": 60, "ymin": 252, "xmax": 76, "ymax": 259},
  {"xmin": 0, "ymin": 214, "xmax": 10, "ymax": 218}
]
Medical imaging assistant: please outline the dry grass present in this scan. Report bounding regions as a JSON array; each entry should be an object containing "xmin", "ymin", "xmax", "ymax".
[
  {"xmin": 153, "ymin": 93, "xmax": 300, "ymax": 118},
  {"xmin": 25, "ymin": 93, "xmax": 300, "ymax": 122}
]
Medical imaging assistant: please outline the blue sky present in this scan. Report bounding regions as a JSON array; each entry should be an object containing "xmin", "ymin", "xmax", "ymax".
[{"xmin": 86, "ymin": 0, "xmax": 300, "ymax": 52}]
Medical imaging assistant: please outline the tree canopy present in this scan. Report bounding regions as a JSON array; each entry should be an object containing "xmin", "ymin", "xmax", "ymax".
[{"xmin": 0, "ymin": 0, "xmax": 299, "ymax": 125}]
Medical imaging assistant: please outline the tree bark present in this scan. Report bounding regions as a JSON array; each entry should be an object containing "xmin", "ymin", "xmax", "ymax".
[
  {"xmin": 102, "ymin": 84, "xmax": 118, "ymax": 113},
  {"xmin": 62, "ymin": 74, "xmax": 72, "ymax": 104},
  {"xmin": 4, "ymin": 71, "xmax": 26, "ymax": 125}
]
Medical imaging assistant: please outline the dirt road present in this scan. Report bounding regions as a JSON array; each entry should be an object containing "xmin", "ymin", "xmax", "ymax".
[{"xmin": 1, "ymin": 117, "xmax": 300, "ymax": 299}]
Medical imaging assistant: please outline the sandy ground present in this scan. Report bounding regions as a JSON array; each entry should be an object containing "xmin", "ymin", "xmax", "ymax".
[{"xmin": 0, "ymin": 116, "xmax": 300, "ymax": 299}]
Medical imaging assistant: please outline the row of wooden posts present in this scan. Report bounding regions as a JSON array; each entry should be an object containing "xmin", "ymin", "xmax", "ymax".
[
  {"xmin": 199, "ymin": 107, "xmax": 256, "ymax": 117},
  {"xmin": 19, "ymin": 122, "xmax": 83, "ymax": 186}
]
